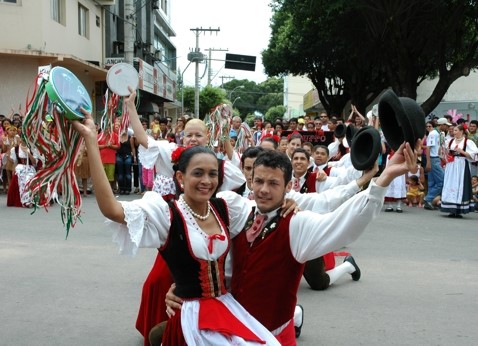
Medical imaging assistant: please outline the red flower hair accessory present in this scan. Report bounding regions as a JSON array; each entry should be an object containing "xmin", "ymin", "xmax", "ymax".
[
  {"xmin": 463, "ymin": 124, "xmax": 468, "ymax": 131},
  {"xmin": 171, "ymin": 146, "xmax": 186, "ymax": 163},
  {"xmin": 286, "ymin": 130, "xmax": 301, "ymax": 141}
]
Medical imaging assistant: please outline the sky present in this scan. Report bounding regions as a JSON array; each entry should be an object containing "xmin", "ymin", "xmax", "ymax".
[{"xmin": 169, "ymin": 0, "xmax": 273, "ymax": 87}]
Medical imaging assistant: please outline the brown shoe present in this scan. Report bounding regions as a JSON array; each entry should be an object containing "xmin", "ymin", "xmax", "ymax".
[{"xmin": 148, "ymin": 321, "xmax": 167, "ymax": 346}]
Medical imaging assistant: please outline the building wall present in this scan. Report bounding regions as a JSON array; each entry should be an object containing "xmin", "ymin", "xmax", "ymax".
[
  {"xmin": 284, "ymin": 75, "xmax": 314, "ymax": 119},
  {"xmin": 0, "ymin": 0, "xmax": 104, "ymax": 115},
  {"xmin": 0, "ymin": 0, "xmax": 103, "ymax": 63}
]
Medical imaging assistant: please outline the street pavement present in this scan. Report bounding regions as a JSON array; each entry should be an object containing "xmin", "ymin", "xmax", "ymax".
[{"xmin": 1, "ymin": 193, "xmax": 477, "ymax": 346}]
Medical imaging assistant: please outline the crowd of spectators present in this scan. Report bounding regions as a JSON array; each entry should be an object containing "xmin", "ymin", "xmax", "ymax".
[{"xmin": 1, "ymin": 108, "xmax": 477, "ymax": 216}]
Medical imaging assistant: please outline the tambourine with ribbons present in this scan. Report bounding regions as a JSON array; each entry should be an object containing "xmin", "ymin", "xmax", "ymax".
[
  {"xmin": 23, "ymin": 66, "xmax": 92, "ymax": 236},
  {"xmin": 100, "ymin": 63, "xmax": 139, "ymax": 137}
]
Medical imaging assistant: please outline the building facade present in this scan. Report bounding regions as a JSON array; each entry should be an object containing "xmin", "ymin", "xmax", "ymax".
[{"xmin": 0, "ymin": 0, "xmax": 179, "ymax": 122}]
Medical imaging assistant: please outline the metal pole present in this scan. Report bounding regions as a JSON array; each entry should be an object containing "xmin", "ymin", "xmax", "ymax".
[
  {"xmin": 194, "ymin": 33, "xmax": 200, "ymax": 118},
  {"xmin": 124, "ymin": 0, "xmax": 135, "ymax": 65},
  {"xmin": 181, "ymin": 61, "xmax": 192, "ymax": 115}
]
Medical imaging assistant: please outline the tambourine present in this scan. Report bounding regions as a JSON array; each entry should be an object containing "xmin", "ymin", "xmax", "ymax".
[
  {"xmin": 106, "ymin": 63, "xmax": 139, "ymax": 96},
  {"xmin": 45, "ymin": 66, "xmax": 92, "ymax": 120}
]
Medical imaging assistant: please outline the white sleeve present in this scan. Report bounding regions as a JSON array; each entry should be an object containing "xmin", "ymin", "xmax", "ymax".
[
  {"xmin": 216, "ymin": 191, "xmax": 253, "ymax": 238},
  {"xmin": 289, "ymin": 180, "xmax": 387, "ymax": 263},
  {"xmin": 465, "ymin": 139, "xmax": 478, "ymax": 161},
  {"xmin": 106, "ymin": 191, "xmax": 172, "ymax": 256},
  {"xmin": 286, "ymin": 180, "xmax": 360, "ymax": 214},
  {"xmin": 328, "ymin": 140, "xmax": 339, "ymax": 159},
  {"xmin": 218, "ymin": 160, "xmax": 246, "ymax": 192},
  {"xmin": 138, "ymin": 137, "xmax": 176, "ymax": 177}
]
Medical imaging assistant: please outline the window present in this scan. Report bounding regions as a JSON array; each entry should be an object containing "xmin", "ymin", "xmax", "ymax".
[
  {"xmin": 1, "ymin": 0, "xmax": 19, "ymax": 4},
  {"xmin": 78, "ymin": 3, "xmax": 89, "ymax": 38},
  {"xmin": 161, "ymin": 0, "xmax": 168, "ymax": 14},
  {"xmin": 51, "ymin": 0, "xmax": 65, "ymax": 25}
]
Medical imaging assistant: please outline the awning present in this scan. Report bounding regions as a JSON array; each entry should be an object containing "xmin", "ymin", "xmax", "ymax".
[
  {"xmin": 0, "ymin": 49, "xmax": 107, "ymax": 81},
  {"xmin": 138, "ymin": 101, "xmax": 160, "ymax": 114}
]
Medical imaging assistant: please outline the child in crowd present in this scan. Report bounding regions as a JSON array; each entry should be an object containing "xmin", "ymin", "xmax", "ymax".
[
  {"xmin": 472, "ymin": 175, "xmax": 478, "ymax": 212},
  {"xmin": 406, "ymin": 175, "xmax": 425, "ymax": 207}
]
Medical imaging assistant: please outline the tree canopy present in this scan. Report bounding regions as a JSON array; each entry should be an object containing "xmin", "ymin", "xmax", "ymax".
[
  {"xmin": 263, "ymin": 0, "xmax": 478, "ymax": 115},
  {"xmin": 178, "ymin": 77, "xmax": 284, "ymax": 119}
]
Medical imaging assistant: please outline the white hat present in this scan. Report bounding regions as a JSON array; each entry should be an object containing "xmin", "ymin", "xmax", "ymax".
[{"xmin": 437, "ymin": 118, "xmax": 451, "ymax": 126}]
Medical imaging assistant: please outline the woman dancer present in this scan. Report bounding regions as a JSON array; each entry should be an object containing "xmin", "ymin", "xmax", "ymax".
[
  {"xmin": 72, "ymin": 110, "xmax": 280, "ymax": 344},
  {"xmin": 440, "ymin": 124, "xmax": 478, "ymax": 217},
  {"xmin": 7, "ymin": 136, "xmax": 37, "ymax": 207},
  {"xmin": 125, "ymin": 90, "xmax": 245, "ymax": 344}
]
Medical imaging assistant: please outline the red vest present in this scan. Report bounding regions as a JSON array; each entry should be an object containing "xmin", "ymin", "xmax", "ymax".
[
  {"xmin": 231, "ymin": 212, "xmax": 305, "ymax": 331},
  {"xmin": 299, "ymin": 172, "xmax": 318, "ymax": 193}
]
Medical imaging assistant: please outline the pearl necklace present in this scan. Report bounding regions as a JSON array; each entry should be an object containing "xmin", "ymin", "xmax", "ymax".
[{"xmin": 180, "ymin": 195, "xmax": 211, "ymax": 221}]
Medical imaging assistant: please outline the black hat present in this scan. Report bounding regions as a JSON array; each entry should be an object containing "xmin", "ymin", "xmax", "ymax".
[
  {"xmin": 350, "ymin": 126, "xmax": 382, "ymax": 170},
  {"xmin": 345, "ymin": 124, "xmax": 358, "ymax": 147},
  {"xmin": 378, "ymin": 90, "xmax": 425, "ymax": 151},
  {"xmin": 334, "ymin": 123, "xmax": 346, "ymax": 138}
]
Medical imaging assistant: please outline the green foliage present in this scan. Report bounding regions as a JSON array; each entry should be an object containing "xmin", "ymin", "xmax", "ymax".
[
  {"xmin": 264, "ymin": 0, "xmax": 478, "ymax": 115},
  {"xmin": 199, "ymin": 86, "xmax": 227, "ymax": 119},
  {"xmin": 265, "ymin": 105, "xmax": 287, "ymax": 123}
]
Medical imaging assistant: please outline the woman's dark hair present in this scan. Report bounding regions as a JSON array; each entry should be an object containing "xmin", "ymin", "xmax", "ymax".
[
  {"xmin": 175, "ymin": 146, "xmax": 217, "ymax": 174},
  {"xmin": 262, "ymin": 137, "xmax": 278, "ymax": 149},
  {"xmin": 455, "ymin": 124, "xmax": 465, "ymax": 133},
  {"xmin": 253, "ymin": 150, "xmax": 292, "ymax": 186},
  {"xmin": 288, "ymin": 133, "xmax": 303, "ymax": 143},
  {"xmin": 173, "ymin": 146, "xmax": 218, "ymax": 198}
]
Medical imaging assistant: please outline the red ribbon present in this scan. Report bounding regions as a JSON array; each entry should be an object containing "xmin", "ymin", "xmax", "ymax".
[{"xmin": 207, "ymin": 234, "xmax": 226, "ymax": 254}]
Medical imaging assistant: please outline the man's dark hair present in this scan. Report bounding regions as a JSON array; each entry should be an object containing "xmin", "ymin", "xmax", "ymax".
[
  {"xmin": 289, "ymin": 117, "xmax": 298, "ymax": 124},
  {"xmin": 241, "ymin": 146, "xmax": 265, "ymax": 166},
  {"xmin": 313, "ymin": 144, "xmax": 329, "ymax": 157},
  {"xmin": 159, "ymin": 118, "xmax": 168, "ymax": 125},
  {"xmin": 253, "ymin": 150, "xmax": 292, "ymax": 186},
  {"xmin": 292, "ymin": 147, "xmax": 310, "ymax": 161},
  {"xmin": 469, "ymin": 120, "xmax": 478, "ymax": 126}
]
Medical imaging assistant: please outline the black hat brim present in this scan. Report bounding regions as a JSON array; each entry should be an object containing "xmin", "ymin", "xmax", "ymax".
[
  {"xmin": 378, "ymin": 90, "xmax": 425, "ymax": 151},
  {"xmin": 350, "ymin": 126, "xmax": 382, "ymax": 170}
]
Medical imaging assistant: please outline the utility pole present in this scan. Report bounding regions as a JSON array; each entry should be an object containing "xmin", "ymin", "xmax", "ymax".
[
  {"xmin": 205, "ymin": 48, "xmax": 228, "ymax": 86},
  {"xmin": 124, "ymin": 0, "xmax": 135, "ymax": 65},
  {"xmin": 219, "ymin": 75, "xmax": 234, "ymax": 88},
  {"xmin": 189, "ymin": 27, "xmax": 220, "ymax": 118}
]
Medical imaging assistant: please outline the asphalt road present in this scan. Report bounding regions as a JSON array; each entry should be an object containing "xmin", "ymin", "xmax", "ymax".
[{"xmin": 1, "ymin": 193, "xmax": 477, "ymax": 346}]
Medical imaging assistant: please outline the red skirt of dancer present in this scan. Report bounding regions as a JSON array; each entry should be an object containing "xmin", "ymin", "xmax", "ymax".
[{"xmin": 136, "ymin": 253, "xmax": 174, "ymax": 345}]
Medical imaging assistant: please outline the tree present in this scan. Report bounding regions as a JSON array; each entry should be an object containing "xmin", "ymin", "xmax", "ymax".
[
  {"xmin": 199, "ymin": 86, "xmax": 227, "ymax": 119},
  {"xmin": 263, "ymin": 0, "xmax": 478, "ymax": 115},
  {"xmin": 265, "ymin": 105, "xmax": 287, "ymax": 124}
]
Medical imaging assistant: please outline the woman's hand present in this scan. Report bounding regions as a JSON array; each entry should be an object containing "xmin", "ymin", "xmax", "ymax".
[
  {"xmin": 315, "ymin": 169, "xmax": 328, "ymax": 182},
  {"xmin": 280, "ymin": 198, "xmax": 300, "ymax": 217},
  {"xmin": 71, "ymin": 108, "xmax": 97, "ymax": 141}
]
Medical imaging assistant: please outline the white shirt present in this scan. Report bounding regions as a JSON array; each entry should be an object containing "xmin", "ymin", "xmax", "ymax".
[
  {"xmin": 138, "ymin": 136, "xmax": 245, "ymax": 191},
  {"xmin": 109, "ymin": 179, "xmax": 385, "ymax": 263},
  {"xmin": 426, "ymin": 130, "xmax": 440, "ymax": 157}
]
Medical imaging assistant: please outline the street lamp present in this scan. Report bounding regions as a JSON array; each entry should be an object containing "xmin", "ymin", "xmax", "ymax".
[
  {"xmin": 228, "ymin": 85, "xmax": 244, "ymax": 99},
  {"xmin": 232, "ymin": 97, "xmax": 241, "ymax": 107}
]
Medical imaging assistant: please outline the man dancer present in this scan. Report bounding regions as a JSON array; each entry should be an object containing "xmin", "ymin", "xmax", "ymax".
[
  {"xmin": 424, "ymin": 117, "xmax": 450, "ymax": 210},
  {"xmin": 167, "ymin": 143, "xmax": 418, "ymax": 345}
]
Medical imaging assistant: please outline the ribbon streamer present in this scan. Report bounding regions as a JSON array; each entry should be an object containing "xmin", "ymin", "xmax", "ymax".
[{"xmin": 22, "ymin": 74, "xmax": 83, "ymax": 237}]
